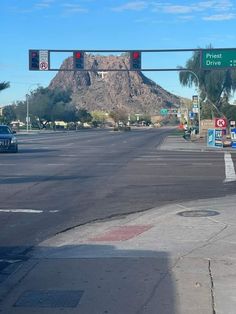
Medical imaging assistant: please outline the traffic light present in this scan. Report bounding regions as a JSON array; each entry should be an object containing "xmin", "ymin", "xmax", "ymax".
[
  {"xmin": 130, "ymin": 51, "xmax": 141, "ymax": 70},
  {"xmin": 74, "ymin": 51, "xmax": 84, "ymax": 70},
  {"xmin": 29, "ymin": 50, "xmax": 39, "ymax": 70}
]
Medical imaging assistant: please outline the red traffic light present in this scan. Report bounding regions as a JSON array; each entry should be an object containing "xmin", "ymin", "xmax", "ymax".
[
  {"xmin": 74, "ymin": 51, "xmax": 84, "ymax": 70},
  {"xmin": 132, "ymin": 51, "xmax": 140, "ymax": 59},
  {"xmin": 130, "ymin": 51, "xmax": 141, "ymax": 70},
  {"xmin": 75, "ymin": 52, "xmax": 82, "ymax": 58},
  {"xmin": 31, "ymin": 51, "xmax": 38, "ymax": 57}
]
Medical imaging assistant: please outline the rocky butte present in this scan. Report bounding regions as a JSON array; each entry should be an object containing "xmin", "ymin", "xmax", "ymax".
[{"xmin": 49, "ymin": 54, "xmax": 181, "ymax": 115}]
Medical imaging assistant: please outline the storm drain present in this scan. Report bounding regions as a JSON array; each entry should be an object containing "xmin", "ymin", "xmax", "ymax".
[
  {"xmin": 177, "ymin": 210, "xmax": 220, "ymax": 217},
  {"xmin": 14, "ymin": 290, "xmax": 84, "ymax": 308}
]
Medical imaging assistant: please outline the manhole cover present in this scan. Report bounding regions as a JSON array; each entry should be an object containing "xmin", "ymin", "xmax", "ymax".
[{"xmin": 177, "ymin": 210, "xmax": 220, "ymax": 217}]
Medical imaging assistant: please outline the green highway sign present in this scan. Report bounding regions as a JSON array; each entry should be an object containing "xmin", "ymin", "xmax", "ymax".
[
  {"xmin": 160, "ymin": 108, "xmax": 178, "ymax": 115},
  {"xmin": 201, "ymin": 49, "xmax": 236, "ymax": 69},
  {"xmin": 160, "ymin": 109, "xmax": 168, "ymax": 116}
]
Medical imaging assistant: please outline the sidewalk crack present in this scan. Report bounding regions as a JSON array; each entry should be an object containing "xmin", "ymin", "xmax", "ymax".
[
  {"xmin": 208, "ymin": 259, "xmax": 216, "ymax": 314},
  {"xmin": 177, "ymin": 224, "xmax": 228, "ymax": 259}
]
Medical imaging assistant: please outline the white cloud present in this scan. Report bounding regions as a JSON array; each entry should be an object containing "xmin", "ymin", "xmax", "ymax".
[
  {"xmin": 167, "ymin": 5, "xmax": 195, "ymax": 14},
  {"xmin": 61, "ymin": 3, "xmax": 88, "ymax": 13},
  {"xmin": 35, "ymin": 0, "xmax": 55, "ymax": 9},
  {"xmin": 152, "ymin": 0, "xmax": 235, "ymax": 14},
  {"xmin": 210, "ymin": 0, "xmax": 234, "ymax": 11},
  {"xmin": 178, "ymin": 15, "xmax": 195, "ymax": 20},
  {"xmin": 112, "ymin": 1, "xmax": 148, "ymax": 12},
  {"xmin": 203, "ymin": 13, "xmax": 236, "ymax": 20},
  {"xmin": 196, "ymin": 0, "xmax": 231, "ymax": 11}
]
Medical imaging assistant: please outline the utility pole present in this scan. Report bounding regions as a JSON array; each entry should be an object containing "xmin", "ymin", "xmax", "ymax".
[{"xmin": 180, "ymin": 70, "xmax": 201, "ymax": 135}]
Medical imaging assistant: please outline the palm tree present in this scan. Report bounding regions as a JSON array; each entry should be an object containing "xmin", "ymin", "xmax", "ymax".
[{"xmin": 0, "ymin": 81, "xmax": 10, "ymax": 92}]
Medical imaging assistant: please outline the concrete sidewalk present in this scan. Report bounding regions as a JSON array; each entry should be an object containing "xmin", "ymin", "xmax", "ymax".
[
  {"xmin": 159, "ymin": 135, "xmax": 235, "ymax": 152},
  {"xmin": 1, "ymin": 193, "xmax": 236, "ymax": 313}
]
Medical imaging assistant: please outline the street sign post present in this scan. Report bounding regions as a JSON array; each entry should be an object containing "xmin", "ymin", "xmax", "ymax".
[
  {"xmin": 189, "ymin": 112, "xmax": 194, "ymax": 120},
  {"xmin": 192, "ymin": 104, "xmax": 199, "ymax": 113},
  {"xmin": 201, "ymin": 49, "xmax": 236, "ymax": 69},
  {"xmin": 39, "ymin": 50, "xmax": 49, "ymax": 71},
  {"xmin": 192, "ymin": 95, "xmax": 198, "ymax": 105}
]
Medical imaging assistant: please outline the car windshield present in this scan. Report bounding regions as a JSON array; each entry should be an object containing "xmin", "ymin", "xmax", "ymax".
[{"xmin": 0, "ymin": 126, "xmax": 11, "ymax": 134}]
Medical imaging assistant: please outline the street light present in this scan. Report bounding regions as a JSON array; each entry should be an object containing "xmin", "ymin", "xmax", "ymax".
[
  {"xmin": 26, "ymin": 83, "xmax": 40, "ymax": 132},
  {"xmin": 26, "ymin": 93, "xmax": 29, "ymax": 132}
]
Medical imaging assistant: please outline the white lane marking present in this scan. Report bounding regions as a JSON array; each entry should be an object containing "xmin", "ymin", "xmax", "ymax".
[
  {"xmin": 0, "ymin": 209, "xmax": 43, "ymax": 213},
  {"xmin": 47, "ymin": 163, "xmax": 65, "ymax": 166},
  {"xmin": 224, "ymin": 152, "xmax": 236, "ymax": 182},
  {"xmin": 0, "ymin": 209, "xmax": 59, "ymax": 213}
]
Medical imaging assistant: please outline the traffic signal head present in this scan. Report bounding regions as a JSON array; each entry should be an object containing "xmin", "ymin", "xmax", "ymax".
[
  {"xmin": 29, "ymin": 50, "xmax": 39, "ymax": 70},
  {"xmin": 130, "ymin": 51, "xmax": 141, "ymax": 70},
  {"xmin": 74, "ymin": 51, "xmax": 84, "ymax": 70}
]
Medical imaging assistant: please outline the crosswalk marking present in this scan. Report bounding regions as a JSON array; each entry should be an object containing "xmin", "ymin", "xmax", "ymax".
[{"xmin": 224, "ymin": 152, "xmax": 236, "ymax": 182}]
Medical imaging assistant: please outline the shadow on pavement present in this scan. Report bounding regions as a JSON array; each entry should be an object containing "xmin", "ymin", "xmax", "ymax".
[{"xmin": 0, "ymin": 244, "xmax": 177, "ymax": 314}]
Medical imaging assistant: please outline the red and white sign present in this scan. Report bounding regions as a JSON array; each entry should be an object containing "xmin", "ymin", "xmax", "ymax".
[
  {"xmin": 39, "ymin": 61, "xmax": 48, "ymax": 71},
  {"xmin": 39, "ymin": 50, "xmax": 49, "ymax": 71},
  {"xmin": 215, "ymin": 118, "xmax": 227, "ymax": 128}
]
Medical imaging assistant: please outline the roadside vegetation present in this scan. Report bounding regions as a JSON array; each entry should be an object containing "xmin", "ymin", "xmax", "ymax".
[
  {"xmin": 0, "ymin": 86, "xmax": 153, "ymax": 129},
  {"xmin": 179, "ymin": 48, "xmax": 236, "ymax": 121}
]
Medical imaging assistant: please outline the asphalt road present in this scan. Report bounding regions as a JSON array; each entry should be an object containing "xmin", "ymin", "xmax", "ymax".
[{"xmin": 0, "ymin": 128, "xmax": 235, "ymax": 260}]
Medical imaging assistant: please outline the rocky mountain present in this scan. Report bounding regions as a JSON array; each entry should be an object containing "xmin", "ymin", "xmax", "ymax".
[{"xmin": 49, "ymin": 54, "xmax": 180, "ymax": 115}]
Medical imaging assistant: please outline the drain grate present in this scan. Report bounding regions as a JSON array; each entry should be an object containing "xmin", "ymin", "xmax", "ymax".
[
  {"xmin": 177, "ymin": 210, "xmax": 220, "ymax": 217},
  {"xmin": 14, "ymin": 290, "xmax": 84, "ymax": 308}
]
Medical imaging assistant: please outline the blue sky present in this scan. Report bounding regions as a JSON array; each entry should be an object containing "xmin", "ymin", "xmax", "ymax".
[{"xmin": 1, "ymin": 0, "xmax": 236, "ymax": 106}]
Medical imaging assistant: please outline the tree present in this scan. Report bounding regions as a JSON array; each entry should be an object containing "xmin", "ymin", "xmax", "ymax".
[
  {"xmin": 27, "ymin": 87, "xmax": 72, "ymax": 128},
  {"xmin": 2, "ymin": 105, "xmax": 16, "ymax": 124},
  {"xmin": 14, "ymin": 101, "xmax": 27, "ymax": 122},
  {"xmin": 179, "ymin": 49, "xmax": 236, "ymax": 117},
  {"xmin": 0, "ymin": 81, "xmax": 10, "ymax": 92},
  {"xmin": 77, "ymin": 108, "xmax": 92, "ymax": 124},
  {"xmin": 63, "ymin": 104, "xmax": 78, "ymax": 123},
  {"xmin": 91, "ymin": 110, "xmax": 107, "ymax": 127},
  {"xmin": 110, "ymin": 108, "xmax": 128, "ymax": 125}
]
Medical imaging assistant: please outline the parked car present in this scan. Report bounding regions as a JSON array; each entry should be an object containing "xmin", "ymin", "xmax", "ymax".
[{"xmin": 0, "ymin": 125, "xmax": 18, "ymax": 153}]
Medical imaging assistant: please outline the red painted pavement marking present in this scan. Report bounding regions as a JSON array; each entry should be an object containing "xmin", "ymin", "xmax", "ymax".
[{"xmin": 89, "ymin": 225, "xmax": 153, "ymax": 242}]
